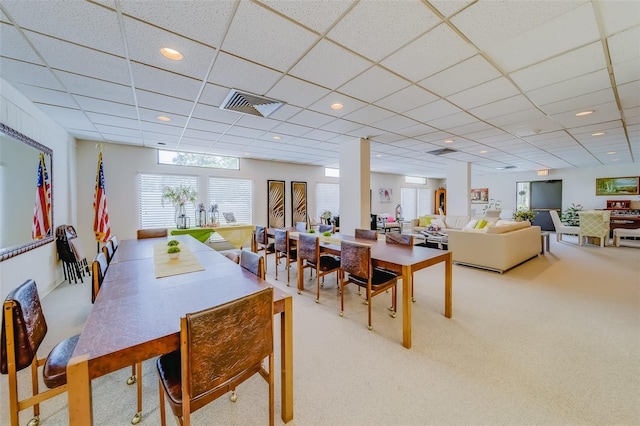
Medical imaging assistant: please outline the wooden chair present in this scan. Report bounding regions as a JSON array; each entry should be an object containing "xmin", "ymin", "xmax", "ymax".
[
  {"xmin": 317, "ymin": 224, "xmax": 334, "ymax": 233},
  {"xmin": 339, "ymin": 241, "xmax": 398, "ymax": 330},
  {"xmin": 253, "ymin": 226, "xmax": 274, "ymax": 272},
  {"xmin": 156, "ymin": 287, "xmax": 274, "ymax": 426},
  {"xmin": 136, "ymin": 228, "xmax": 168, "ymax": 239},
  {"xmin": 90, "ymin": 255, "xmax": 144, "ymax": 424},
  {"xmin": 355, "ymin": 228, "xmax": 378, "ymax": 240},
  {"xmin": 222, "ymin": 250, "xmax": 240, "ymax": 264},
  {"xmin": 1, "ymin": 279, "xmax": 81, "ymax": 426},
  {"xmin": 102, "ymin": 240, "xmax": 115, "ymax": 264},
  {"xmin": 385, "ymin": 233, "xmax": 417, "ymax": 302},
  {"xmin": 274, "ymin": 229, "xmax": 297, "ymax": 284},
  {"xmin": 297, "ymin": 233, "xmax": 341, "ymax": 303},
  {"xmin": 240, "ymin": 250, "xmax": 265, "ymax": 279}
]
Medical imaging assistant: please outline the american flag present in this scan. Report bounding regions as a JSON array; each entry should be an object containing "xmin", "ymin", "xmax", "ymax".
[
  {"xmin": 93, "ymin": 152, "xmax": 111, "ymax": 242},
  {"xmin": 32, "ymin": 152, "xmax": 51, "ymax": 239}
]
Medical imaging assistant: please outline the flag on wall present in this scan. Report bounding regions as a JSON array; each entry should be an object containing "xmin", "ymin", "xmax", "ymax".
[
  {"xmin": 32, "ymin": 152, "xmax": 51, "ymax": 239},
  {"xmin": 93, "ymin": 152, "xmax": 111, "ymax": 243}
]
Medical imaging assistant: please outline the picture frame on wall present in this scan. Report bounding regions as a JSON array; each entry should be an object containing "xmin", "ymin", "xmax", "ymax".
[
  {"xmin": 291, "ymin": 181, "xmax": 307, "ymax": 226},
  {"xmin": 378, "ymin": 188, "xmax": 392, "ymax": 203},
  {"xmin": 268, "ymin": 180, "xmax": 285, "ymax": 228},
  {"xmin": 470, "ymin": 188, "xmax": 489, "ymax": 203},
  {"xmin": 595, "ymin": 176, "xmax": 639, "ymax": 196}
]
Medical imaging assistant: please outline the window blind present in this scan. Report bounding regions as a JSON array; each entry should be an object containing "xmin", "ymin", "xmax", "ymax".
[
  {"xmin": 138, "ymin": 174, "xmax": 198, "ymax": 229},
  {"xmin": 316, "ymin": 183, "xmax": 339, "ymax": 219},
  {"xmin": 207, "ymin": 177, "xmax": 253, "ymax": 224}
]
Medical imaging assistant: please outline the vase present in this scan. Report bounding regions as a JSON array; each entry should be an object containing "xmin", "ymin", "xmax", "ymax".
[
  {"xmin": 175, "ymin": 204, "xmax": 186, "ymax": 228},
  {"xmin": 169, "ymin": 252, "xmax": 179, "ymax": 259}
]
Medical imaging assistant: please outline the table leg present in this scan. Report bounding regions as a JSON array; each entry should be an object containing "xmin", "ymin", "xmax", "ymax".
[
  {"xmin": 445, "ymin": 252, "xmax": 452, "ymax": 318},
  {"xmin": 402, "ymin": 264, "xmax": 412, "ymax": 349},
  {"xmin": 280, "ymin": 296, "xmax": 293, "ymax": 422},
  {"xmin": 67, "ymin": 354, "xmax": 92, "ymax": 425},
  {"xmin": 297, "ymin": 257, "xmax": 303, "ymax": 294}
]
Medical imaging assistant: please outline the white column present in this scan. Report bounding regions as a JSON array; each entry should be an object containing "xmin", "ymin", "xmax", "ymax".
[
  {"xmin": 339, "ymin": 138, "xmax": 370, "ymax": 236},
  {"xmin": 446, "ymin": 161, "xmax": 471, "ymax": 216}
]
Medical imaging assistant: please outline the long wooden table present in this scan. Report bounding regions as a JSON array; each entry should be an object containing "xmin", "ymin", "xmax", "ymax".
[
  {"xmin": 66, "ymin": 235, "xmax": 294, "ymax": 424},
  {"xmin": 170, "ymin": 224, "xmax": 255, "ymax": 248},
  {"xmin": 289, "ymin": 231, "xmax": 452, "ymax": 349}
]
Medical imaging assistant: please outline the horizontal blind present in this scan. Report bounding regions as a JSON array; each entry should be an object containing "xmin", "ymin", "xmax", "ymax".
[
  {"xmin": 418, "ymin": 188, "xmax": 431, "ymax": 215},
  {"xmin": 207, "ymin": 177, "xmax": 253, "ymax": 224},
  {"xmin": 400, "ymin": 188, "xmax": 417, "ymax": 220},
  {"xmin": 138, "ymin": 174, "xmax": 198, "ymax": 229},
  {"xmin": 316, "ymin": 183, "xmax": 339, "ymax": 219}
]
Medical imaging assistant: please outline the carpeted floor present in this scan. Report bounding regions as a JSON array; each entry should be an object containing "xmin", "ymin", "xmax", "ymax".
[{"xmin": 2, "ymin": 234, "xmax": 639, "ymax": 425}]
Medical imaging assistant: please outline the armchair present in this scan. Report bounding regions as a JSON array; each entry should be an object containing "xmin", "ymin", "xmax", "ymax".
[
  {"xmin": 578, "ymin": 210, "xmax": 611, "ymax": 247},
  {"xmin": 549, "ymin": 210, "xmax": 579, "ymax": 242}
]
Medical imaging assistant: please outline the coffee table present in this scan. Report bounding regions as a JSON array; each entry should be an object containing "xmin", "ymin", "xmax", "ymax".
[{"xmin": 418, "ymin": 231, "xmax": 448, "ymax": 250}]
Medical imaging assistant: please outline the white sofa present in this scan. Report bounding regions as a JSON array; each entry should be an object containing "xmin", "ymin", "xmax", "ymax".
[
  {"xmin": 446, "ymin": 221, "xmax": 542, "ymax": 273},
  {"xmin": 411, "ymin": 215, "xmax": 501, "ymax": 233}
]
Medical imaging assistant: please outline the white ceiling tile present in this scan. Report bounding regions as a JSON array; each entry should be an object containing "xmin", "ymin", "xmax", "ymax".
[
  {"xmin": 372, "ymin": 115, "xmax": 420, "ymax": 133},
  {"xmin": 509, "ymin": 42, "xmax": 607, "ymax": 92},
  {"xmin": 429, "ymin": 0, "xmax": 474, "ymax": 18},
  {"xmin": 226, "ymin": 125, "xmax": 265, "ymax": 139},
  {"xmin": 287, "ymin": 110, "xmax": 335, "ymax": 128},
  {"xmin": 301, "ymin": 129, "xmax": 340, "ymax": 142},
  {"xmin": 328, "ymin": 0, "xmax": 440, "ymax": 62},
  {"xmin": 307, "ymin": 93, "xmax": 367, "ymax": 118},
  {"xmin": 94, "ymin": 125, "xmax": 142, "ymax": 138},
  {"xmin": 75, "ymin": 96, "xmax": 136, "ymax": 118},
  {"xmin": 612, "ymin": 58, "xmax": 640, "ymax": 86},
  {"xmin": 404, "ymin": 99, "xmax": 462, "ymax": 122},
  {"xmin": 526, "ymin": 69, "xmax": 611, "ymax": 105},
  {"xmin": 539, "ymin": 89, "xmax": 615, "ymax": 115},
  {"xmin": 428, "ymin": 111, "xmax": 477, "ymax": 130},
  {"xmin": 260, "ymin": 0, "xmax": 354, "ymax": 34},
  {"xmin": 207, "ymin": 52, "xmax": 283, "ymax": 96},
  {"xmin": 290, "ymin": 39, "xmax": 371, "ymax": 89},
  {"xmin": 381, "ymin": 24, "xmax": 476, "ymax": 82},
  {"xmin": 139, "ymin": 122, "xmax": 183, "ymax": 136},
  {"xmin": 11, "ymin": 84, "xmax": 76, "ymax": 108},
  {"xmin": 222, "ymin": 1, "xmax": 317, "ymax": 72},
  {"xmin": 0, "ymin": 23, "xmax": 44, "ymax": 64},
  {"xmin": 270, "ymin": 122, "xmax": 313, "ymax": 138},
  {"xmin": 136, "ymin": 90, "xmax": 194, "ymax": 116},
  {"xmin": 139, "ymin": 108, "xmax": 188, "ymax": 127},
  {"xmin": 87, "ymin": 113, "xmax": 139, "ymax": 129},
  {"xmin": 469, "ymin": 95, "xmax": 536, "ymax": 120},
  {"xmin": 617, "ymin": 80, "xmax": 640, "ymax": 110},
  {"xmin": 265, "ymin": 104, "xmax": 302, "ymax": 121},
  {"xmin": 56, "ymin": 71, "xmax": 134, "ymax": 105},
  {"xmin": 419, "ymin": 54, "xmax": 501, "ymax": 97},
  {"xmin": 597, "ymin": 0, "xmax": 640, "ymax": 36},
  {"xmin": 120, "ymin": 0, "xmax": 236, "ymax": 47},
  {"xmin": 131, "ymin": 62, "xmax": 202, "ymax": 100},
  {"xmin": 266, "ymin": 76, "xmax": 331, "ymax": 109},
  {"xmin": 198, "ymin": 83, "xmax": 232, "ymax": 108},
  {"xmin": 342, "ymin": 105, "xmax": 394, "ymax": 126},
  {"xmin": 395, "ymin": 124, "xmax": 438, "ymax": 138},
  {"xmin": 447, "ymin": 77, "xmax": 520, "ymax": 110},
  {"xmin": 337, "ymin": 66, "xmax": 409, "ymax": 103},
  {"xmin": 186, "ymin": 118, "xmax": 231, "ymax": 135},
  {"xmin": 234, "ymin": 114, "xmax": 281, "ymax": 131},
  {"xmin": 374, "ymin": 85, "xmax": 439, "ymax": 114},
  {"xmin": 550, "ymin": 101, "xmax": 621, "ymax": 128},
  {"xmin": 68, "ymin": 130, "xmax": 102, "ymax": 141},
  {"xmin": 0, "ymin": 58, "xmax": 64, "ymax": 91},
  {"xmin": 101, "ymin": 134, "xmax": 146, "ymax": 146},
  {"xmin": 123, "ymin": 17, "xmax": 216, "ymax": 81},
  {"xmin": 35, "ymin": 105, "xmax": 95, "ymax": 130}
]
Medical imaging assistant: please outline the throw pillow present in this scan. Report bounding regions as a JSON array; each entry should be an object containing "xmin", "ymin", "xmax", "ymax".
[
  {"xmin": 474, "ymin": 219, "xmax": 488, "ymax": 229},
  {"xmin": 463, "ymin": 219, "xmax": 479, "ymax": 229},
  {"xmin": 418, "ymin": 216, "xmax": 433, "ymax": 227},
  {"xmin": 431, "ymin": 218, "xmax": 446, "ymax": 229},
  {"xmin": 387, "ymin": 216, "xmax": 395, "ymax": 222}
]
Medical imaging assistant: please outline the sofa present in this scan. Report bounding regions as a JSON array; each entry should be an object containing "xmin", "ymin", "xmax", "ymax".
[
  {"xmin": 446, "ymin": 221, "xmax": 542, "ymax": 273},
  {"xmin": 411, "ymin": 215, "xmax": 495, "ymax": 233}
]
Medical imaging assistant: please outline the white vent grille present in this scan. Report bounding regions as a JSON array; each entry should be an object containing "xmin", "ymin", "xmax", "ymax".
[{"xmin": 219, "ymin": 89, "xmax": 284, "ymax": 118}]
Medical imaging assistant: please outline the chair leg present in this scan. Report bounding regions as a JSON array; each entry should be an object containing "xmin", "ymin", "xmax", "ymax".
[
  {"xmin": 367, "ymin": 288, "xmax": 373, "ymax": 330},
  {"xmin": 158, "ymin": 378, "xmax": 166, "ymax": 426},
  {"xmin": 31, "ymin": 356, "xmax": 41, "ymax": 421},
  {"xmin": 268, "ymin": 353, "xmax": 274, "ymax": 426}
]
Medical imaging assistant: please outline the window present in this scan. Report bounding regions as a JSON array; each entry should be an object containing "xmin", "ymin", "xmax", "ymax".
[
  {"xmin": 400, "ymin": 187, "xmax": 431, "ymax": 220},
  {"xmin": 158, "ymin": 149, "xmax": 239, "ymax": 170},
  {"xmin": 316, "ymin": 183, "xmax": 339, "ymax": 219},
  {"xmin": 324, "ymin": 168, "xmax": 339, "ymax": 177},
  {"xmin": 405, "ymin": 176, "xmax": 426, "ymax": 184},
  {"xmin": 138, "ymin": 174, "xmax": 198, "ymax": 228},
  {"xmin": 208, "ymin": 177, "xmax": 253, "ymax": 224}
]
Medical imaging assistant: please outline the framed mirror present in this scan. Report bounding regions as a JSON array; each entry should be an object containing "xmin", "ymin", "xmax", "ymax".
[{"xmin": 0, "ymin": 123, "xmax": 54, "ymax": 261}]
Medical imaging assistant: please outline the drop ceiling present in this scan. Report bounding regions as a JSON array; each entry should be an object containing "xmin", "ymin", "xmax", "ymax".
[{"xmin": 1, "ymin": 0, "xmax": 638, "ymax": 178}]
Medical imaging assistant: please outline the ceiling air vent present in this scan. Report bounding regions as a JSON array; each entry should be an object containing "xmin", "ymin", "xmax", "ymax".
[
  {"xmin": 426, "ymin": 148, "xmax": 457, "ymax": 156},
  {"xmin": 219, "ymin": 89, "xmax": 284, "ymax": 118}
]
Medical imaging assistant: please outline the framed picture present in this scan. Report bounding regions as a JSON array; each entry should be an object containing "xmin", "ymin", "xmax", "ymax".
[
  {"xmin": 378, "ymin": 188, "xmax": 392, "ymax": 203},
  {"xmin": 291, "ymin": 181, "xmax": 307, "ymax": 226},
  {"xmin": 268, "ymin": 180, "xmax": 286, "ymax": 228},
  {"xmin": 470, "ymin": 188, "xmax": 489, "ymax": 204},
  {"xmin": 595, "ymin": 177, "xmax": 639, "ymax": 196}
]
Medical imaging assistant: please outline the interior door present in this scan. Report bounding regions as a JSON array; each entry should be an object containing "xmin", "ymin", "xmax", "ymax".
[{"xmin": 530, "ymin": 180, "xmax": 562, "ymax": 231}]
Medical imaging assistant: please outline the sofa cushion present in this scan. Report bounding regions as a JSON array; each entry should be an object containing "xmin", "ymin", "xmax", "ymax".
[
  {"xmin": 444, "ymin": 216, "xmax": 470, "ymax": 229},
  {"xmin": 463, "ymin": 219, "xmax": 478, "ymax": 229},
  {"xmin": 486, "ymin": 220, "xmax": 531, "ymax": 234},
  {"xmin": 475, "ymin": 219, "xmax": 488, "ymax": 229}
]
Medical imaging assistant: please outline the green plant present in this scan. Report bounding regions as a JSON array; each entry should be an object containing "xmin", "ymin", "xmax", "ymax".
[
  {"xmin": 320, "ymin": 210, "xmax": 332, "ymax": 220},
  {"xmin": 308, "ymin": 229, "xmax": 316, "ymax": 233},
  {"xmin": 162, "ymin": 185, "xmax": 197, "ymax": 207},
  {"xmin": 322, "ymin": 231, "xmax": 332, "ymax": 237},
  {"xmin": 482, "ymin": 199, "xmax": 501, "ymax": 213},
  {"xmin": 167, "ymin": 246, "xmax": 181, "ymax": 254},
  {"xmin": 562, "ymin": 203, "xmax": 583, "ymax": 226},
  {"xmin": 167, "ymin": 239, "xmax": 180, "ymax": 246},
  {"xmin": 513, "ymin": 208, "xmax": 535, "ymax": 222}
]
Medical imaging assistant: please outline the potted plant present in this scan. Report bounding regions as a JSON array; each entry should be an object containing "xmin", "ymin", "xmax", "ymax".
[
  {"xmin": 561, "ymin": 203, "xmax": 583, "ymax": 226},
  {"xmin": 162, "ymin": 185, "xmax": 197, "ymax": 227},
  {"xmin": 167, "ymin": 239, "xmax": 180, "ymax": 247},
  {"xmin": 482, "ymin": 199, "xmax": 501, "ymax": 214},
  {"xmin": 320, "ymin": 210, "xmax": 332, "ymax": 223},
  {"xmin": 322, "ymin": 231, "xmax": 332, "ymax": 237},
  {"xmin": 513, "ymin": 208, "xmax": 535, "ymax": 222},
  {"xmin": 167, "ymin": 245, "xmax": 181, "ymax": 259},
  {"xmin": 308, "ymin": 229, "xmax": 316, "ymax": 234}
]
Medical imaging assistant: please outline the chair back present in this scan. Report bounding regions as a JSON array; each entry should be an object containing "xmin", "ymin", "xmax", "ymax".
[
  {"xmin": 355, "ymin": 228, "xmax": 378, "ymax": 240},
  {"xmin": 295, "ymin": 222, "xmax": 307, "ymax": 232},
  {"xmin": 240, "ymin": 250, "xmax": 265, "ymax": 279},
  {"xmin": 255, "ymin": 225, "xmax": 268, "ymax": 246},
  {"xmin": 110, "ymin": 236, "xmax": 118, "ymax": 252},
  {"xmin": 298, "ymin": 233, "xmax": 319, "ymax": 264},
  {"xmin": 91, "ymin": 253, "xmax": 108, "ymax": 303},
  {"xmin": 137, "ymin": 228, "xmax": 168, "ymax": 239},
  {"xmin": 102, "ymin": 241, "xmax": 115, "ymax": 263},
  {"xmin": 182, "ymin": 287, "xmax": 273, "ymax": 405},
  {"xmin": 549, "ymin": 209, "xmax": 562, "ymax": 229},
  {"xmin": 1, "ymin": 279, "xmax": 48, "ymax": 374},
  {"xmin": 274, "ymin": 229, "xmax": 290, "ymax": 253},
  {"xmin": 318, "ymin": 224, "xmax": 334, "ymax": 233},
  {"xmin": 340, "ymin": 241, "xmax": 371, "ymax": 280},
  {"xmin": 386, "ymin": 233, "xmax": 413, "ymax": 245},
  {"xmin": 579, "ymin": 210, "xmax": 611, "ymax": 237}
]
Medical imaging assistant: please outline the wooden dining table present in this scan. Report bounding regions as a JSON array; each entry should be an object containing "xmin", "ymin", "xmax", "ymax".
[
  {"xmin": 278, "ymin": 230, "xmax": 452, "ymax": 349},
  {"xmin": 66, "ymin": 234, "xmax": 294, "ymax": 424}
]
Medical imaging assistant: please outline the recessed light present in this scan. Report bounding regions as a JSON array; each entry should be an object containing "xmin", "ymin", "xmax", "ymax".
[
  {"xmin": 160, "ymin": 48, "xmax": 183, "ymax": 61},
  {"xmin": 575, "ymin": 110, "xmax": 594, "ymax": 116},
  {"xmin": 591, "ymin": 132, "xmax": 605, "ymax": 136},
  {"xmin": 444, "ymin": 139, "xmax": 454, "ymax": 144},
  {"xmin": 375, "ymin": 154, "xmax": 382, "ymax": 158},
  {"xmin": 157, "ymin": 142, "xmax": 166, "ymax": 146},
  {"xmin": 611, "ymin": 158, "xmax": 620, "ymax": 161},
  {"xmin": 157, "ymin": 115, "xmax": 171, "ymax": 122},
  {"xmin": 606, "ymin": 151, "xmax": 616, "ymax": 155},
  {"xmin": 330, "ymin": 103, "xmax": 343, "ymax": 110},
  {"xmin": 480, "ymin": 150, "xmax": 487, "ymax": 154},
  {"xmin": 273, "ymin": 136, "xmax": 281, "ymax": 141}
]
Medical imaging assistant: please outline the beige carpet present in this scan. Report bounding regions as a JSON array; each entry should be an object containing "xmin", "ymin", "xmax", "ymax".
[{"xmin": 2, "ymin": 234, "xmax": 639, "ymax": 425}]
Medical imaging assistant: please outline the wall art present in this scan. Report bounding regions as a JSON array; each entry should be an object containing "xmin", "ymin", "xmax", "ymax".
[{"xmin": 268, "ymin": 180, "xmax": 286, "ymax": 228}]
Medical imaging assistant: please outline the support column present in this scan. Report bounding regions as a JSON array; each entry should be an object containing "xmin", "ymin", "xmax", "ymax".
[
  {"xmin": 446, "ymin": 161, "xmax": 471, "ymax": 216},
  {"xmin": 339, "ymin": 138, "xmax": 370, "ymax": 236}
]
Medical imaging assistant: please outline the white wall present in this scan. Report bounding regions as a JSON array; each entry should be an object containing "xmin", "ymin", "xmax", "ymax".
[{"xmin": 0, "ymin": 79, "xmax": 75, "ymax": 299}]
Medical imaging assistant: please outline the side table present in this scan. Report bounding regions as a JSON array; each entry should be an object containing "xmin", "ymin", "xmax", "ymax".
[{"xmin": 540, "ymin": 231, "xmax": 550, "ymax": 254}]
